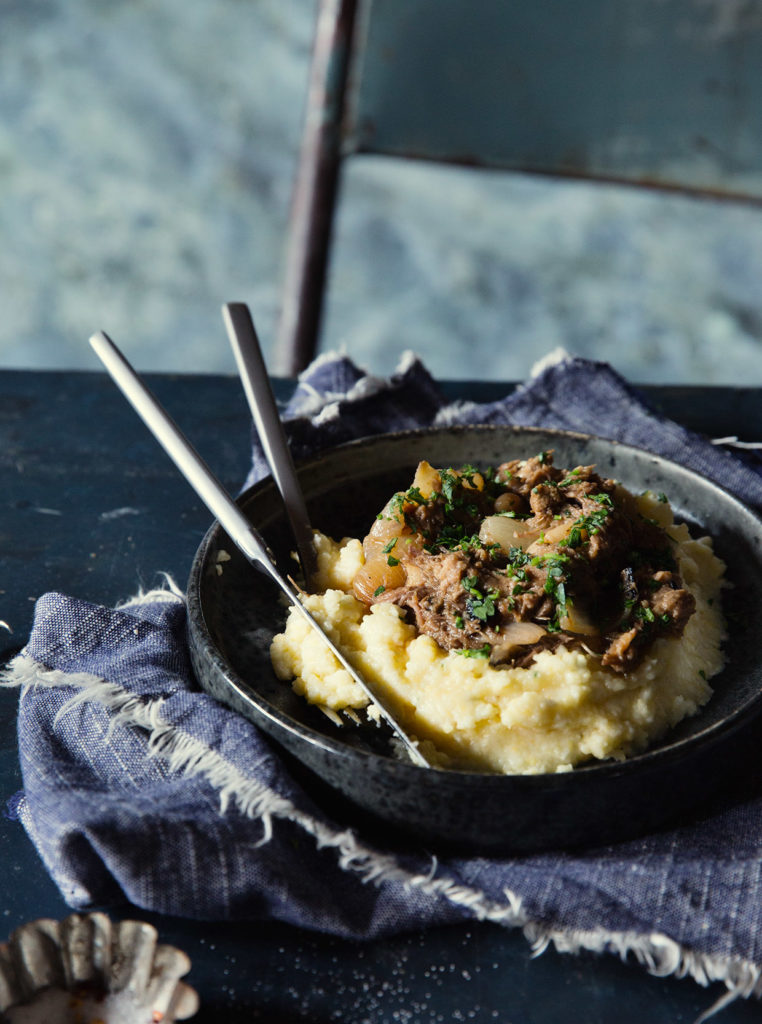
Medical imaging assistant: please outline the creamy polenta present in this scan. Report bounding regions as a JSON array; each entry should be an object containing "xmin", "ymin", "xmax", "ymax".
[{"xmin": 270, "ymin": 481, "xmax": 726, "ymax": 774}]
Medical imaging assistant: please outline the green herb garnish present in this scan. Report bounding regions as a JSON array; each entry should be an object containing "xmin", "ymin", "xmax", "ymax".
[{"xmin": 456, "ymin": 644, "xmax": 492, "ymax": 659}]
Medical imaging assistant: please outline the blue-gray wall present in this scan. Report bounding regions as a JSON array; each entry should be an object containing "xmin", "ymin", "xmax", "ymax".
[{"xmin": 3, "ymin": 0, "xmax": 762, "ymax": 383}]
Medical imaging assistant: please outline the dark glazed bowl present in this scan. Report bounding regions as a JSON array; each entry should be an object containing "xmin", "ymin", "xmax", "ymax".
[{"xmin": 186, "ymin": 426, "xmax": 762, "ymax": 853}]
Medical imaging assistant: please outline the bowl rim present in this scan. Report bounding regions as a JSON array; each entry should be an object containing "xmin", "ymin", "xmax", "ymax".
[{"xmin": 187, "ymin": 422, "xmax": 762, "ymax": 784}]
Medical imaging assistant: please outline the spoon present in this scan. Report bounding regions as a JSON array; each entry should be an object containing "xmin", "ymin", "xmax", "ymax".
[
  {"xmin": 221, "ymin": 302, "xmax": 317, "ymax": 590},
  {"xmin": 89, "ymin": 330, "xmax": 431, "ymax": 768}
]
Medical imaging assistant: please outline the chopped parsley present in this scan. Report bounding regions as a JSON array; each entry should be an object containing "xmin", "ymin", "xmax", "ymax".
[
  {"xmin": 461, "ymin": 574, "xmax": 499, "ymax": 623},
  {"xmin": 508, "ymin": 547, "xmax": 531, "ymax": 567},
  {"xmin": 382, "ymin": 537, "xmax": 400, "ymax": 566},
  {"xmin": 558, "ymin": 469, "xmax": 581, "ymax": 486},
  {"xmin": 440, "ymin": 469, "xmax": 459, "ymax": 509},
  {"xmin": 467, "ymin": 590, "xmax": 499, "ymax": 622},
  {"xmin": 456, "ymin": 644, "xmax": 492, "ymax": 659},
  {"xmin": 462, "ymin": 575, "xmax": 481, "ymax": 595},
  {"xmin": 560, "ymin": 505, "xmax": 612, "ymax": 549}
]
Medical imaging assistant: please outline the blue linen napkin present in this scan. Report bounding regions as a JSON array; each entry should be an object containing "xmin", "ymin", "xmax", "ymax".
[{"xmin": 5, "ymin": 352, "xmax": 762, "ymax": 1016}]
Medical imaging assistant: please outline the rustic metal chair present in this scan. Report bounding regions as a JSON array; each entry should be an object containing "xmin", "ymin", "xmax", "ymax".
[{"xmin": 274, "ymin": 0, "xmax": 762, "ymax": 375}]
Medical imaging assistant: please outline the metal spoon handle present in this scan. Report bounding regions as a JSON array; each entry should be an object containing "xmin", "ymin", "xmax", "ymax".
[
  {"xmin": 222, "ymin": 302, "xmax": 317, "ymax": 587},
  {"xmin": 284, "ymin": 597, "xmax": 430, "ymax": 766},
  {"xmin": 89, "ymin": 331, "xmax": 430, "ymax": 768},
  {"xmin": 89, "ymin": 331, "xmax": 273, "ymax": 570}
]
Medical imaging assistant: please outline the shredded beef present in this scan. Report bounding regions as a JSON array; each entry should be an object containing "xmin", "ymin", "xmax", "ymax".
[{"xmin": 357, "ymin": 452, "xmax": 697, "ymax": 673}]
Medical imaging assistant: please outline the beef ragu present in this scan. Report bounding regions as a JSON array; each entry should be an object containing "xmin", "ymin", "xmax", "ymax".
[{"xmin": 352, "ymin": 452, "xmax": 696, "ymax": 673}]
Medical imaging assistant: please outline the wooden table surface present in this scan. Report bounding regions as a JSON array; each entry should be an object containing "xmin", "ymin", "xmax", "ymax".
[{"xmin": 0, "ymin": 369, "xmax": 759, "ymax": 1023}]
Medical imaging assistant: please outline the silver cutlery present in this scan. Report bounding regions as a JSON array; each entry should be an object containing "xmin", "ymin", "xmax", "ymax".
[
  {"xmin": 221, "ymin": 302, "xmax": 317, "ymax": 590},
  {"xmin": 89, "ymin": 329, "xmax": 431, "ymax": 768}
]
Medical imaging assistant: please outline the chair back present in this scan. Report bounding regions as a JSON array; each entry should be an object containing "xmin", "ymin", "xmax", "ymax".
[{"xmin": 276, "ymin": 0, "xmax": 762, "ymax": 373}]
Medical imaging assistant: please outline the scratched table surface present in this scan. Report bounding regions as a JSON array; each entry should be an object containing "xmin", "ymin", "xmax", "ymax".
[{"xmin": 1, "ymin": 368, "xmax": 761, "ymax": 1023}]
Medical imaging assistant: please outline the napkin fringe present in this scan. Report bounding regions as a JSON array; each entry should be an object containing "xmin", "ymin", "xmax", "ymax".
[
  {"xmin": 3, "ymin": 654, "xmax": 529, "ymax": 927},
  {"xmin": 4, "ymin": 650, "xmax": 758, "ymax": 1016}
]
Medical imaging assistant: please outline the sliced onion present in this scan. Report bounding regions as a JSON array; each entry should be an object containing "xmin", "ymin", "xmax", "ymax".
[
  {"xmin": 500, "ymin": 621, "xmax": 547, "ymax": 644},
  {"xmin": 490, "ymin": 621, "xmax": 547, "ymax": 663},
  {"xmin": 541, "ymin": 519, "xmax": 575, "ymax": 544},
  {"xmin": 355, "ymin": 500, "xmax": 412, "ymax": 603},
  {"xmin": 353, "ymin": 557, "xmax": 406, "ymax": 604},
  {"xmin": 525, "ymin": 519, "xmax": 575, "ymax": 554},
  {"xmin": 365, "ymin": 501, "xmax": 405, "ymax": 540},
  {"xmin": 412, "ymin": 460, "xmax": 442, "ymax": 498},
  {"xmin": 479, "ymin": 515, "xmax": 541, "ymax": 552},
  {"xmin": 362, "ymin": 501, "xmax": 407, "ymax": 563},
  {"xmin": 558, "ymin": 603, "xmax": 600, "ymax": 636}
]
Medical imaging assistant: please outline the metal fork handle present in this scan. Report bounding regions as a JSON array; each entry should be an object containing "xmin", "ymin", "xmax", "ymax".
[
  {"xmin": 222, "ymin": 302, "xmax": 318, "ymax": 589},
  {"xmin": 89, "ymin": 331, "xmax": 431, "ymax": 768}
]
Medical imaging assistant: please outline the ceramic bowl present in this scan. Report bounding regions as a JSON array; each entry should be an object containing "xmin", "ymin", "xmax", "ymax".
[
  {"xmin": 186, "ymin": 425, "xmax": 762, "ymax": 853},
  {"xmin": 0, "ymin": 912, "xmax": 198, "ymax": 1022}
]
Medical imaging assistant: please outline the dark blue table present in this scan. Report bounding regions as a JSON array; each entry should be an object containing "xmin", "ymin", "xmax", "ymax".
[{"xmin": 1, "ymin": 369, "xmax": 759, "ymax": 1022}]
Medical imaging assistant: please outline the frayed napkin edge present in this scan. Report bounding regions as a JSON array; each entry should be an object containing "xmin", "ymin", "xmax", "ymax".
[
  {"xmin": 2, "ymin": 641, "xmax": 758, "ymax": 1019},
  {"xmin": 290, "ymin": 349, "xmax": 424, "ymax": 422}
]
